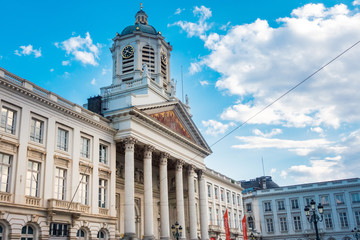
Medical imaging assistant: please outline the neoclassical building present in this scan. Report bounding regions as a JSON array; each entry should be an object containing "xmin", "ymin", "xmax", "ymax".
[{"xmin": 0, "ymin": 6, "xmax": 245, "ymax": 240}]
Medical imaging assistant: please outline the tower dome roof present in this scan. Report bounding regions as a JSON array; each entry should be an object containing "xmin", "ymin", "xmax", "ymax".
[{"xmin": 120, "ymin": 5, "xmax": 158, "ymax": 36}]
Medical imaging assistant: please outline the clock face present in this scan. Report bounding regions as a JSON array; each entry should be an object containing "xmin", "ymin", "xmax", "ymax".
[
  {"xmin": 121, "ymin": 45, "xmax": 134, "ymax": 59},
  {"xmin": 161, "ymin": 52, "xmax": 167, "ymax": 65}
]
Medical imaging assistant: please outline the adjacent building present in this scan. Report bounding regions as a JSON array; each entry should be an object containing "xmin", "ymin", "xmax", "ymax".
[{"xmin": 243, "ymin": 178, "xmax": 360, "ymax": 240}]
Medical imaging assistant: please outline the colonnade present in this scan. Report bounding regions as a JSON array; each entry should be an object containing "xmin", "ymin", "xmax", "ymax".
[{"xmin": 122, "ymin": 137, "xmax": 209, "ymax": 240}]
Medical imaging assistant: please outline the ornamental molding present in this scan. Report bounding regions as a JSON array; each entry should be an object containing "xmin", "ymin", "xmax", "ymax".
[
  {"xmin": 0, "ymin": 76, "xmax": 116, "ymax": 135},
  {"xmin": 129, "ymin": 108, "xmax": 210, "ymax": 156}
]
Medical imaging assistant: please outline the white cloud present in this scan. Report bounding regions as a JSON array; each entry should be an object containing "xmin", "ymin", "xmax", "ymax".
[
  {"xmin": 220, "ymin": 21, "xmax": 231, "ymax": 31},
  {"xmin": 200, "ymin": 80, "xmax": 209, "ymax": 86},
  {"xmin": 175, "ymin": 8, "xmax": 185, "ymax": 15},
  {"xmin": 91, "ymin": 78, "xmax": 96, "ymax": 85},
  {"xmin": 202, "ymin": 120, "xmax": 235, "ymax": 136},
  {"xmin": 233, "ymin": 136, "xmax": 336, "ymax": 156},
  {"xmin": 353, "ymin": 0, "xmax": 360, "ymax": 6},
  {"xmin": 189, "ymin": 62, "xmax": 203, "ymax": 74},
  {"xmin": 63, "ymin": 72, "xmax": 70, "ymax": 78},
  {"xmin": 311, "ymin": 127, "xmax": 325, "ymax": 136},
  {"xmin": 50, "ymin": 68, "xmax": 54, "ymax": 72},
  {"xmin": 14, "ymin": 45, "xmax": 41, "ymax": 58},
  {"xmin": 57, "ymin": 32, "xmax": 101, "ymax": 66},
  {"xmin": 169, "ymin": 5, "xmax": 212, "ymax": 40},
  {"xmin": 253, "ymin": 128, "xmax": 282, "ymax": 137},
  {"xmin": 192, "ymin": 3, "xmax": 360, "ymax": 129},
  {"xmin": 102, "ymin": 68, "xmax": 111, "ymax": 75},
  {"xmin": 279, "ymin": 129, "xmax": 360, "ymax": 183},
  {"xmin": 62, "ymin": 60, "xmax": 70, "ymax": 66}
]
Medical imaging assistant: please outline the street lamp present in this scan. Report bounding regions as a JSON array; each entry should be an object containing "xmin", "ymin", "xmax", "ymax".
[
  {"xmin": 171, "ymin": 221, "xmax": 183, "ymax": 240},
  {"xmin": 249, "ymin": 232, "xmax": 255, "ymax": 240},
  {"xmin": 304, "ymin": 199, "xmax": 323, "ymax": 240},
  {"xmin": 352, "ymin": 227, "xmax": 360, "ymax": 240}
]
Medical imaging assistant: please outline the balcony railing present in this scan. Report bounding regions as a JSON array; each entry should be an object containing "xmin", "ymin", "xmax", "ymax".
[
  {"xmin": 25, "ymin": 196, "xmax": 41, "ymax": 206},
  {"xmin": 0, "ymin": 192, "xmax": 12, "ymax": 203},
  {"xmin": 99, "ymin": 208, "xmax": 109, "ymax": 215},
  {"xmin": 48, "ymin": 199, "xmax": 90, "ymax": 214}
]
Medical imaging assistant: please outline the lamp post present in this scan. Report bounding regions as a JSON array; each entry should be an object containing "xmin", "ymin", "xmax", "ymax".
[
  {"xmin": 171, "ymin": 221, "xmax": 183, "ymax": 240},
  {"xmin": 249, "ymin": 232, "xmax": 255, "ymax": 240},
  {"xmin": 304, "ymin": 199, "xmax": 324, "ymax": 240},
  {"xmin": 352, "ymin": 227, "xmax": 360, "ymax": 240}
]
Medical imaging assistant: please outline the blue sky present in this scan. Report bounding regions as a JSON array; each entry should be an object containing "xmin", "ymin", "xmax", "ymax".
[{"xmin": 1, "ymin": 0, "xmax": 360, "ymax": 186}]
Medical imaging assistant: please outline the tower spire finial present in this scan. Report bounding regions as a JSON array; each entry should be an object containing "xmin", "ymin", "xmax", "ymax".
[{"xmin": 140, "ymin": 3, "xmax": 143, "ymax": 10}]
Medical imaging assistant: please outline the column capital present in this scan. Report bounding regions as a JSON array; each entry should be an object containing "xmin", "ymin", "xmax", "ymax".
[
  {"xmin": 187, "ymin": 164, "xmax": 196, "ymax": 175},
  {"xmin": 160, "ymin": 152, "xmax": 170, "ymax": 159},
  {"xmin": 144, "ymin": 144, "xmax": 155, "ymax": 152},
  {"xmin": 176, "ymin": 160, "xmax": 185, "ymax": 170},
  {"xmin": 123, "ymin": 136, "xmax": 137, "ymax": 145},
  {"xmin": 196, "ymin": 169, "xmax": 204, "ymax": 178}
]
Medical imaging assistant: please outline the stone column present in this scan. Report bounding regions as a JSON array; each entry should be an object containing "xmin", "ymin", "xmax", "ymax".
[
  {"xmin": 198, "ymin": 170, "xmax": 209, "ymax": 240},
  {"xmin": 159, "ymin": 153, "xmax": 170, "ymax": 240},
  {"xmin": 176, "ymin": 160, "xmax": 186, "ymax": 239},
  {"xmin": 124, "ymin": 137, "xmax": 136, "ymax": 239},
  {"xmin": 188, "ymin": 165, "xmax": 198, "ymax": 240},
  {"xmin": 144, "ymin": 145, "xmax": 155, "ymax": 240}
]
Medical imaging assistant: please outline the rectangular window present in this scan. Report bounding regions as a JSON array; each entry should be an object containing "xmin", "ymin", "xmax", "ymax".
[
  {"xmin": 351, "ymin": 193, "xmax": 360, "ymax": 203},
  {"xmin": 49, "ymin": 223, "xmax": 69, "ymax": 237},
  {"xmin": 227, "ymin": 192, "xmax": 230, "ymax": 203},
  {"xmin": 339, "ymin": 212, "xmax": 349, "ymax": 228},
  {"xmin": 30, "ymin": 118, "xmax": 44, "ymax": 143},
  {"xmin": 207, "ymin": 184, "xmax": 212, "ymax": 198},
  {"xmin": 279, "ymin": 217, "xmax": 288, "ymax": 231},
  {"xmin": 277, "ymin": 200, "xmax": 285, "ymax": 211},
  {"xmin": 209, "ymin": 207, "xmax": 213, "ymax": 225},
  {"xmin": 320, "ymin": 195, "xmax": 330, "ymax": 205},
  {"xmin": 194, "ymin": 179, "xmax": 197, "ymax": 193},
  {"xmin": 99, "ymin": 144, "xmax": 108, "ymax": 164},
  {"xmin": 221, "ymin": 189, "xmax": 224, "ymax": 201},
  {"xmin": 355, "ymin": 211, "xmax": 360, "ymax": 226},
  {"xmin": 232, "ymin": 193, "xmax": 235, "ymax": 205},
  {"xmin": 0, "ymin": 153, "xmax": 12, "ymax": 192},
  {"xmin": 79, "ymin": 174, "xmax": 89, "ymax": 205},
  {"xmin": 214, "ymin": 187, "xmax": 218, "ymax": 199},
  {"xmin": 305, "ymin": 197, "xmax": 313, "ymax": 207},
  {"xmin": 234, "ymin": 213, "xmax": 237, "ymax": 228},
  {"xmin": 228, "ymin": 211, "xmax": 231, "ymax": 228},
  {"xmin": 25, "ymin": 160, "xmax": 40, "ymax": 197},
  {"xmin": 264, "ymin": 201, "xmax": 272, "ymax": 212},
  {"xmin": 57, "ymin": 128, "xmax": 69, "ymax": 151},
  {"xmin": 266, "ymin": 218, "xmax": 274, "ymax": 232},
  {"xmin": 99, "ymin": 179, "xmax": 107, "ymax": 208},
  {"xmin": 216, "ymin": 208, "xmax": 219, "ymax": 225},
  {"xmin": 0, "ymin": 107, "xmax": 16, "ymax": 134},
  {"xmin": 237, "ymin": 195, "xmax": 241, "ymax": 206},
  {"xmin": 291, "ymin": 199, "xmax": 299, "ymax": 209},
  {"xmin": 324, "ymin": 213, "xmax": 333, "ymax": 228},
  {"xmin": 246, "ymin": 203, "xmax": 252, "ymax": 212},
  {"xmin": 55, "ymin": 168, "xmax": 66, "ymax": 200},
  {"xmin": 335, "ymin": 193, "xmax": 345, "ymax": 205},
  {"xmin": 80, "ymin": 137, "xmax": 90, "ymax": 158},
  {"xmin": 293, "ymin": 216, "xmax": 302, "ymax": 231}
]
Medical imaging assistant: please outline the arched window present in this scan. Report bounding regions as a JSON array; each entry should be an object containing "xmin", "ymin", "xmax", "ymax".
[
  {"xmin": 97, "ymin": 230, "xmax": 107, "ymax": 239},
  {"xmin": 0, "ymin": 224, "xmax": 3, "ymax": 240},
  {"xmin": 77, "ymin": 228, "xmax": 86, "ymax": 240},
  {"xmin": 21, "ymin": 225, "xmax": 35, "ymax": 240}
]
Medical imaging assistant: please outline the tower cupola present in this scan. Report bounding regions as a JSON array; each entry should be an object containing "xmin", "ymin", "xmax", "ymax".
[{"xmin": 135, "ymin": 4, "xmax": 148, "ymax": 25}]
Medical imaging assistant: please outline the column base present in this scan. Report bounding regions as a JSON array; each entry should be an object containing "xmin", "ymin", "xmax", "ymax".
[
  {"xmin": 122, "ymin": 233, "xmax": 138, "ymax": 240},
  {"xmin": 143, "ymin": 235, "xmax": 155, "ymax": 240}
]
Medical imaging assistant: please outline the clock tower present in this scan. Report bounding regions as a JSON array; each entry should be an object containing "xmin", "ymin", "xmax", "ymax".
[{"xmin": 100, "ymin": 6, "xmax": 175, "ymax": 115}]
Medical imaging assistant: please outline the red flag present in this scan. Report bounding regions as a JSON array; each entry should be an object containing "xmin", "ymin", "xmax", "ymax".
[
  {"xmin": 223, "ymin": 210, "xmax": 231, "ymax": 240},
  {"xmin": 242, "ymin": 215, "xmax": 248, "ymax": 240}
]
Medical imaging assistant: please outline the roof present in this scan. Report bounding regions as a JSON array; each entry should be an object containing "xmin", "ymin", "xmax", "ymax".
[{"xmin": 120, "ymin": 23, "xmax": 157, "ymax": 36}]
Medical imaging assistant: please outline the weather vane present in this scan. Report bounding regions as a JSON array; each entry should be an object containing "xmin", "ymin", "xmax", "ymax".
[{"xmin": 140, "ymin": 3, "xmax": 143, "ymax": 10}]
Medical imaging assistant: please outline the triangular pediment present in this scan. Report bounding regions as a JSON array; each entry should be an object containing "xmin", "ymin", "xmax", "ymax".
[
  {"xmin": 136, "ymin": 101, "xmax": 212, "ymax": 154},
  {"xmin": 149, "ymin": 110, "xmax": 193, "ymax": 141}
]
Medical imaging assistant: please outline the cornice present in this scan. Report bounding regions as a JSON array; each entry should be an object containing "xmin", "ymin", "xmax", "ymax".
[
  {"xmin": 0, "ymin": 76, "xmax": 117, "ymax": 135},
  {"xmin": 204, "ymin": 169, "xmax": 243, "ymax": 191}
]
